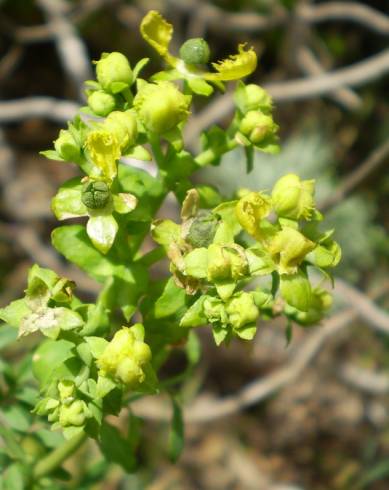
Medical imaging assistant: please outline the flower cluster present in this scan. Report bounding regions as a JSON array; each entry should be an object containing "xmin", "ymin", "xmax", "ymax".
[{"xmin": 153, "ymin": 175, "xmax": 340, "ymax": 344}]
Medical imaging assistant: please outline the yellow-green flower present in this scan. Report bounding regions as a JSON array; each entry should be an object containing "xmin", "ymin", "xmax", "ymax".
[
  {"xmin": 272, "ymin": 174, "xmax": 315, "ymax": 221},
  {"xmin": 97, "ymin": 325, "xmax": 151, "ymax": 387},
  {"xmin": 268, "ymin": 227, "xmax": 315, "ymax": 274},
  {"xmin": 134, "ymin": 81, "xmax": 191, "ymax": 134},
  {"xmin": 85, "ymin": 129, "xmax": 121, "ymax": 182},
  {"xmin": 140, "ymin": 10, "xmax": 257, "ymax": 94},
  {"xmin": 235, "ymin": 191, "xmax": 272, "ymax": 240}
]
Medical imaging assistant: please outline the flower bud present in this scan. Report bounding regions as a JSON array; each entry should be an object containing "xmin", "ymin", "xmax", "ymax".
[
  {"xmin": 203, "ymin": 297, "xmax": 228, "ymax": 325},
  {"xmin": 95, "ymin": 52, "xmax": 133, "ymax": 94},
  {"xmin": 59, "ymin": 400, "xmax": 88, "ymax": 427},
  {"xmin": 280, "ymin": 271, "xmax": 312, "ymax": 312},
  {"xmin": 81, "ymin": 180, "xmax": 110, "ymax": 209},
  {"xmin": 87, "ymin": 90, "xmax": 117, "ymax": 116},
  {"xmin": 234, "ymin": 83, "xmax": 272, "ymax": 114},
  {"xmin": 97, "ymin": 325, "xmax": 151, "ymax": 387},
  {"xmin": 235, "ymin": 191, "xmax": 272, "ymax": 239},
  {"xmin": 58, "ymin": 380, "xmax": 75, "ymax": 402},
  {"xmin": 179, "ymin": 38, "xmax": 211, "ymax": 65},
  {"xmin": 186, "ymin": 211, "xmax": 220, "ymax": 248},
  {"xmin": 226, "ymin": 292, "xmax": 259, "ymax": 329},
  {"xmin": 54, "ymin": 129, "xmax": 80, "ymax": 162},
  {"xmin": 268, "ymin": 227, "xmax": 315, "ymax": 274},
  {"xmin": 134, "ymin": 81, "xmax": 191, "ymax": 134},
  {"xmin": 239, "ymin": 111, "xmax": 278, "ymax": 145},
  {"xmin": 291, "ymin": 287, "xmax": 333, "ymax": 325},
  {"xmin": 103, "ymin": 110, "xmax": 138, "ymax": 151},
  {"xmin": 272, "ymin": 174, "xmax": 315, "ymax": 220}
]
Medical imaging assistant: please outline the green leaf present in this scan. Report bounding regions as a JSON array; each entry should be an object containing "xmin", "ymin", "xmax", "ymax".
[
  {"xmin": 151, "ymin": 219, "xmax": 181, "ymax": 249},
  {"xmin": 39, "ymin": 149, "xmax": 64, "ymax": 161},
  {"xmin": 0, "ymin": 324, "xmax": 18, "ymax": 348},
  {"xmin": 3, "ymin": 463, "xmax": 29, "ymax": 490},
  {"xmin": 180, "ymin": 296, "xmax": 207, "ymax": 328},
  {"xmin": 86, "ymin": 214, "xmax": 118, "ymax": 255},
  {"xmin": 51, "ymin": 178, "xmax": 87, "ymax": 220},
  {"xmin": 187, "ymin": 78, "xmax": 214, "ymax": 96},
  {"xmin": 96, "ymin": 375, "xmax": 116, "ymax": 398},
  {"xmin": 212, "ymin": 325, "xmax": 228, "ymax": 345},
  {"xmin": 85, "ymin": 337, "xmax": 109, "ymax": 358},
  {"xmin": 99, "ymin": 421, "xmax": 137, "ymax": 473},
  {"xmin": 235, "ymin": 324, "xmax": 257, "ymax": 340},
  {"xmin": 52, "ymin": 225, "xmax": 114, "ymax": 281},
  {"xmin": 183, "ymin": 248, "xmax": 208, "ymax": 278},
  {"xmin": 0, "ymin": 300, "xmax": 30, "ymax": 329},
  {"xmin": 123, "ymin": 145, "xmax": 152, "ymax": 161},
  {"xmin": 213, "ymin": 201, "xmax": 241, "ymax": 237},
  {"xmin": 32, "ymin": 339, "xmax": 75, "ymax": 385},
  {"xmin": 154, "ymin": 278, "xmax": 186, "ymax": 319},
  {"xmin": 113, "ymin": 193, "xmax": 137, "ymax": 214},
  {"xmin": 168, "ymin": 398, "xmax": 184, "ymax": 462},
  {"xmin": 2, "ymin": 405, "xmax": 31, "ymax": 433}
]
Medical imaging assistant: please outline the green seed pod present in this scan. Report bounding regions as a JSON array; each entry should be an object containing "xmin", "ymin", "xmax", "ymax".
[
  {"xmin": 280, "ymin": 271, "xmax": 312, "ymax": 312},
  {"xmin": 103, "ymin": 110, "xmax": 138, "ymax": 151},
  {"xmin": 54, "ymin": 129, "xmax": 80, "ymax": 162},
  {"xmin": 234, "ymin": 83, "xmax": 273, "ymax": 114},
  {"xmin": 203, "ymin": 296, "xmax": 228, "ymax": 325},
  {"xmin": 179, "ymin": 38, "xmax": 211, "ymax": 65},
  {"xmin": 87, "ymin": 90, "xmax": 117, "ymax": 116},
  {"xmin": 59, "ymin": 400, "xmax": 88, "ymax": 427},
  {"xmin": 272, "ymin": 173, "xmax": 315, "ymax": 220},
  {"xmin": 81, "ymin": 180, "xmax": 110, "ymax": 209},
  {"xmin": 290, "ymin": 287, "xmax": 333, "ymax": 326},
  {"xmin": 134, "ymin": 81, "xmax": 191, "ymax": 134},
  {"xmin": 95, "ymin": 52, "xmax": 133, "ymax": 94},
  {"xmin": 226, "ymin": 291, "xmax": 259, "ymax": 329},
  {"xmin": 186, "ymin": 211, "xmax": 220, "ymax": 248},
  {"xmin": 239, "ymin": 111, "xmax": 278, "ymax": 146}
]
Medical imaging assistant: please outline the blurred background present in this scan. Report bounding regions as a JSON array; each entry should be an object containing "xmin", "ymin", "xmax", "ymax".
[{"xmin": 0, "ymin": 0, "xmax": 389, "ymax": 489}]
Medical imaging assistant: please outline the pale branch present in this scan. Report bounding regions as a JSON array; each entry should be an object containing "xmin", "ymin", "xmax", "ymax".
[
  {"xmin": 296, "ymin": 46, "xmax": 362, "ymax": 111},
  {"xmin": 37, "ymin": 0, "xmax": 92, "ymax": 98},
  {"xmin": 0, "ymin": 97, "xmax": 79, "ymax": 123},
  {"xmin": 339, "ymin": 363, "xmax": 389, "ymax": 395},
  {"xmin": 185, "ymin": 48, "xmax": 389, "ymax": 146},
  {"xmin": 320, "ymin": 140, "xmax": 389, "ymax": 211},
  {"xmin": 299, "ymin": 2, "xmax": 389, "ymax": 36}
]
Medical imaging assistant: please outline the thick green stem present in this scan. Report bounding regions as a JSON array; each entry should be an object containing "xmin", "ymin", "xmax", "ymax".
[{"xmin": 33, "ymin": 431, "xmax": 87, "ymax": 481}]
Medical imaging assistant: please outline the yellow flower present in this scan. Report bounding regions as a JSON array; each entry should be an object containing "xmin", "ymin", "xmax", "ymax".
[
  {"xmin": 140, "ymin": 10, "xmax": 257, "ymax": 88},
  {"xmin": 85, "ymin": 130, "xmax": 121, "ymax": 181}
]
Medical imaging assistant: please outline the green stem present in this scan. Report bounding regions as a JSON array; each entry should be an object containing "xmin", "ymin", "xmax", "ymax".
[
  {"xmin": 194, "ymin": 139, "xmax": 237, "ymax": 167},
  {"xmin": 33, "ymin": 431, "xmax": 87, "ymax": 481}
]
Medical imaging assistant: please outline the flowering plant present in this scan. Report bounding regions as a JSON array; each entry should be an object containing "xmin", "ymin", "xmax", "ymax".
[{"xmin": 0, "ymin": 10, "xmax": 340, "ymax": 485}]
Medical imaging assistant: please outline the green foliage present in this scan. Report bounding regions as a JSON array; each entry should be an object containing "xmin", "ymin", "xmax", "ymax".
[{"xmin": 0, "ymin": 9, "xmax": 342, "ymax": 485}]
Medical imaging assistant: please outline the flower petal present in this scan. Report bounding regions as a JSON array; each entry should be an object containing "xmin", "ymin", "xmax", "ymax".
[
  {"xmin": 86, "ymin": 214, "xmax": 118, "ymax": 254},
  {"xmin": 85, "ymin": 130, "xmax": 121, "ymax": 182},
  {"xmin": 140, "ymin": 10, "xmax": 178, "ymax": 67},
  {"xmin": 206, "ymin": 44, "xmax": 257, "ymax": 81}
]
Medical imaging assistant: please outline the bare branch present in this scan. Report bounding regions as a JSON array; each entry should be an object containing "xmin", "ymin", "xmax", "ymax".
[
  {"xmin": 296, "ymin": 46, "xmax": 362, "ymax": 111},
  {"xmin": 333, "ymin": 278, "xmax": 389, "ymax": 335},
  {"xmin": 0, "ymin": 45, "xmax": 23, "ymax": 84},
  {"xmin": 0, "ymin": 97, "xmax": 79, "ymax": 124},
  {"xmin": 320, "ymin": 140, "xmax": 389, "ymax": 211},
  {"xmin": 37, "ymin": 0, "xmax": 92, "ymax": 98},
  {"xmin": 339, "ymin": 363, "xmax": 389, "ymax": 395},
  {"xmin": 299, "ymin": 2, "xmax": 389, "ymax": 36},
  {"xmin": 185, "ymin": 48, "xmax": 389, "ymax": 146}
]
